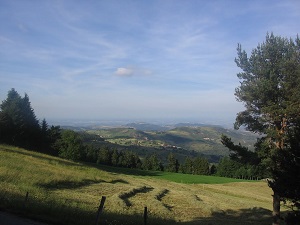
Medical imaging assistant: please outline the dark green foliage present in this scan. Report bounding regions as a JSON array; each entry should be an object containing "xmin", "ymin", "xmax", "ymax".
[
  {"xmin": 142, "ymin": 153, "xmax": 164, "ymax": 171},
  {"xmin": 56, "ymin": 130, "xmax": 85, "ymax": 161},
  {"xmin": 46, "ymin": 125, "xmax": 62, "ymax": 155},
  {"xmin": 209, "ymin": 164, "xmax": 217, "ymax": 175},
  {"xmin": 181, "ymin": 156, "xmax": 210, "ymax": 175},
  {"xmin": 78, "ymin": 132, "xmax": 104, "ymax": 143},
  {"xmin": 166, "ymin": 153, "xmax": 179, "ymax": 173},
  {"xmin": 84, "ymin": 145, "xmax": 98, "ymax": 162},
  {"xmin": 97, "ymin": 146, "xmax": 111, "ymax": 165},
  {"xmin": 269, "ymin": 127, "xmax": 300, "ymax": 224},
  {"xmin": 220, "ymin": 134, "xmax": 266, "ymax": 179},
  {"xmin": 120, "ymin": 151, "xmax": 142, "ymax": 169},
  {"xmin": 221, "ymin": 134, "xmax": 259, "ymax": 165},
  {"xmin": 78, "ymin": 143, "xmax": 143, "ymax": 170},
  {"xmin": 111, "ymin": 148, "xmax": 119, "ymax": 166},
  {"xmin": 233, "ymin": 33, "xmax": 300, "ymax": 224},
  {"xmin": 217, "ymin": 157, "xmax": 242, "ymax": 178},
  {"xmin": 234, "ymin": 34, "xmax": 300, "ymax": 134},
  {"xmin": 181, "ymin": 157, "xmax": 194, "ymax": 174},
  {"xmin": 0, "ymin": 89, "xmax": 41, "ymax": 149},
  {"xmin": 0, "ymin": 88, "xmax": 61, "ymax": 153},
  {"xmin": 193, "ymin": 157, "xmax": 210, "ymax": 175}
]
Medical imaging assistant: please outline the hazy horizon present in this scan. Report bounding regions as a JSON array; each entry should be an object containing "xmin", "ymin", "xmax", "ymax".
[{"xmin": 45, "ymin": 116, "xmax": 240, "ymax": 129}]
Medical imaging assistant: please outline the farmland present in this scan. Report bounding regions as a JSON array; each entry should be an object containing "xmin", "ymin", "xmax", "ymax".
[
  {"xmin": 0, "ymin": 144, "xmax": 278, "ymax": 225},
  {"xmin": 84, "ymin": 124, "xmax": 259, "ymax": 162}
]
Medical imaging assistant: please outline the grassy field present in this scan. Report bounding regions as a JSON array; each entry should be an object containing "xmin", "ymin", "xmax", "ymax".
[{"xmin": 0, "ymin": 145, "xmax": 277, "ymax": 225}]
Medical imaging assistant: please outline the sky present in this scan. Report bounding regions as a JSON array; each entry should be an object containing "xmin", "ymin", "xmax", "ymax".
[{"xmin": 1, "ymin": 0, "xmax": 299, "ymax": 125}]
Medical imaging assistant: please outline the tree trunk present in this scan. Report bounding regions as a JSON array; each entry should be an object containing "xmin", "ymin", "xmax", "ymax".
[
  {"xmin": 272, "ymin": 191, "xmax": 281, "ymax": 225},
  {"xmin": 272, "ymin": 116, "xmax": 286, "ymax": 225}
]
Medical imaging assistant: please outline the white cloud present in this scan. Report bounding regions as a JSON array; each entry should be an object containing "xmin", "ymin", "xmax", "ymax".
[
  {"xmin": 115, "ymin": 67, "xmax": 134, "ymax": 77},
  {"xmin": 114, "ymin": 67, "xmax": 152, "ymax": 77}
]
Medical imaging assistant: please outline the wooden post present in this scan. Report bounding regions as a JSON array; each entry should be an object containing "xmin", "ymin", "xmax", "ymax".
[
  {"xmin": 23, "ymin": 192, "xmax": 29, "ymax": 209},
  {"xmin": 144, "ymin": 206, "xmax": 147, "ymax": 225},
  {"xmin": 95, "ymin": 196, "xmax": 106, "ymax": 225}
]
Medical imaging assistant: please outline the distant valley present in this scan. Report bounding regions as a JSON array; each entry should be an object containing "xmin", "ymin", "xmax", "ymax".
[{"xmin": 62, "ymin": 122, "xmax": 259, "ymax": 163}]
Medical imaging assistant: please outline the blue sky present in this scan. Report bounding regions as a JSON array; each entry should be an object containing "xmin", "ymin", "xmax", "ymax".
[{"xmin": 1, "ymin": 0, "xmax": 299, "ymax": 124}]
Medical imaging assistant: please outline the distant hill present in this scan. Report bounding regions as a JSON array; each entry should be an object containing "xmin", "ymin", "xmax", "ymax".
[
  {"xmin": 125, "ymin": 122, "xmax": 170, "ymax": 131},
  {"xmin": 86, "ymin": 125, "xmax": 259, "ymax": 163},
  {"xmin": 124, "ymin": 122, "xmax": 224, "ymax": 131},
  {"xmin": 157, "ymin": 126, "xmax": 258, "ymax": 156}
]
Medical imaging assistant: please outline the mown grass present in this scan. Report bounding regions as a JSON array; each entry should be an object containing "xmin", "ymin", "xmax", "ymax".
[{"xmin": 0, "ymin": 144, "xmax": 275, "ymax": 225}]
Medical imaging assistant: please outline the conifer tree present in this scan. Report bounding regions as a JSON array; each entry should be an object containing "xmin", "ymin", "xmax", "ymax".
[
  {"xmin": 57, "ymin": 130, "xmax": 84, "ymax": 161},
  {"xmin": 0, "ymin": 88, "xmax": 40, "ymax": 149},
  {"xmin": 193, "ymin": 157, "xmax": 209, "ymax": 175},
  {"xmin": 166, "ymin": 153, "xmax": 179, "ymax": 172},
  {"xmin": 234, "ymin": 33, "xmax": 300, "ymax": 224}
]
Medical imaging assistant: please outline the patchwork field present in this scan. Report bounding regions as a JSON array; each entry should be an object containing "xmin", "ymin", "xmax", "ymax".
[
  {"xmin": 85, "ymin": 126, "xmax": 259, "ymax": 161},
  {"xmin": 0, "ymin": 145, "xmax": 276, "ymax": 225}
]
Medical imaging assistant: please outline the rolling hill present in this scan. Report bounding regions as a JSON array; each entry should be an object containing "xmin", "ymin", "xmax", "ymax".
[{"xmin": 85, "ymin": 124, "xmax": 259, "ymax": 162}]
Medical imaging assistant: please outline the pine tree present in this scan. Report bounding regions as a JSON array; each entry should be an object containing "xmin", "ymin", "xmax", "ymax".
[
  {"xmin": 111, "ymin": 149, "xmax": 119, "ymax": 166},
  {"xmin": 182, "ymin": 157, "xmax": 194, "ymax": 174},
  {"xmin": 97, "ymin": 146, "xmax": 111, "ymax": 165},
  {"xmin": 193, "ymin": 157, "xmax": 210, "ymax": 175},
  {"xmin": 57, "ymin": 130, "xmax": 84, "ymax": 161},
  {"xmin": 0, "ymin": 88, "xmax": 41, "ymax": 149},
  {"xmin": 166, "ymin": 153, "xmax": 179, "ymax": 173},
  {"xmin": 234, "ymin": 33, "xmax": 300, "ymax": 224}
]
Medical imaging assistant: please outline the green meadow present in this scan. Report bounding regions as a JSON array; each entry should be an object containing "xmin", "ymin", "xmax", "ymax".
[
  {"xmin": 0, "ymin": 144, "xmax": 275, "ymax": 225},
  {"xmin": 94, "ymin": 164, "xmax": 252, "ymax": 184}
]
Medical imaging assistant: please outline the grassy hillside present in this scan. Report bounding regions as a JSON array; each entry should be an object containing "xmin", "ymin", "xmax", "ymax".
[{"xmin": 0, "ymin": 145, "xmax": 276, "ymax": 225}]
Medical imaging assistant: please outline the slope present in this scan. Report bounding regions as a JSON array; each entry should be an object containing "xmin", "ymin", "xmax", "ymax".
[{"xmin": 0, "ymin": 145, "xmax": 274, "ymax": 225}]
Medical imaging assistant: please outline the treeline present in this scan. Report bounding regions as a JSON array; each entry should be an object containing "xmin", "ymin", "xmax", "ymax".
[
  {"xmin": 57, "ymin": 129, "xmax": 213, "ymax": 175},
  {"xmin": 215, "ymin": 135, "xmax": 269, "ymax": 180},
  {"xmin": 216, "ymin": 156, "xmax": 265, "ymax": 180}
]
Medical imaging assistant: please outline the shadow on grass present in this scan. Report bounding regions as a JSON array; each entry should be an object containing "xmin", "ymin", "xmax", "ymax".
[
  {"xmin": 184, "ymin": 207, "xmax": 273, "ymax": 225},
  {"xmin": 109, "ymin": 179, "xmax": 129, "ymax": 184},
  {"xmin": 89, "ymin": 163, "xmax": 164, "ymax": 177},
  {"xmin": 39, "ymin": 178, "xmax": 129, "ymax": 190},
  {"xmin": 0, "ymin": 188, "xmax": 277, "ymax": 225},
  {"xmin": 0, "ymin": 190, "xmax": 175, "ymax": 225},
  {"xmin": 39, "ymin": 179, "xmax": 104, "ymax": 190}
]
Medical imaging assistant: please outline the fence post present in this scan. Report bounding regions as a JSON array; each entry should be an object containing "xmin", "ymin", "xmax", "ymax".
[
  {"xmin": 23, "ymin": 192, "xmax": 29, "ymax": 209},
  {"xmin": 144, "ymin": 206, "xmax": 147, "ymax": 225},
  {"xmin": 95, "ymin": 196, "xmax": 106, "ymax": 225}
]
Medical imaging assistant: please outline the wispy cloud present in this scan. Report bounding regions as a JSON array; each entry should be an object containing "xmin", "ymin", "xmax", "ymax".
[
  {"xmin": 1, "ymin": 0, "xmax": 299, "ymax": 122},
  {"xmin": 114, "ymin": 67, "xmax": 152, "ymax": 77},
  {"xmin": 115, "ymin": 67, "xmax": 134, "ymax": 77}
]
